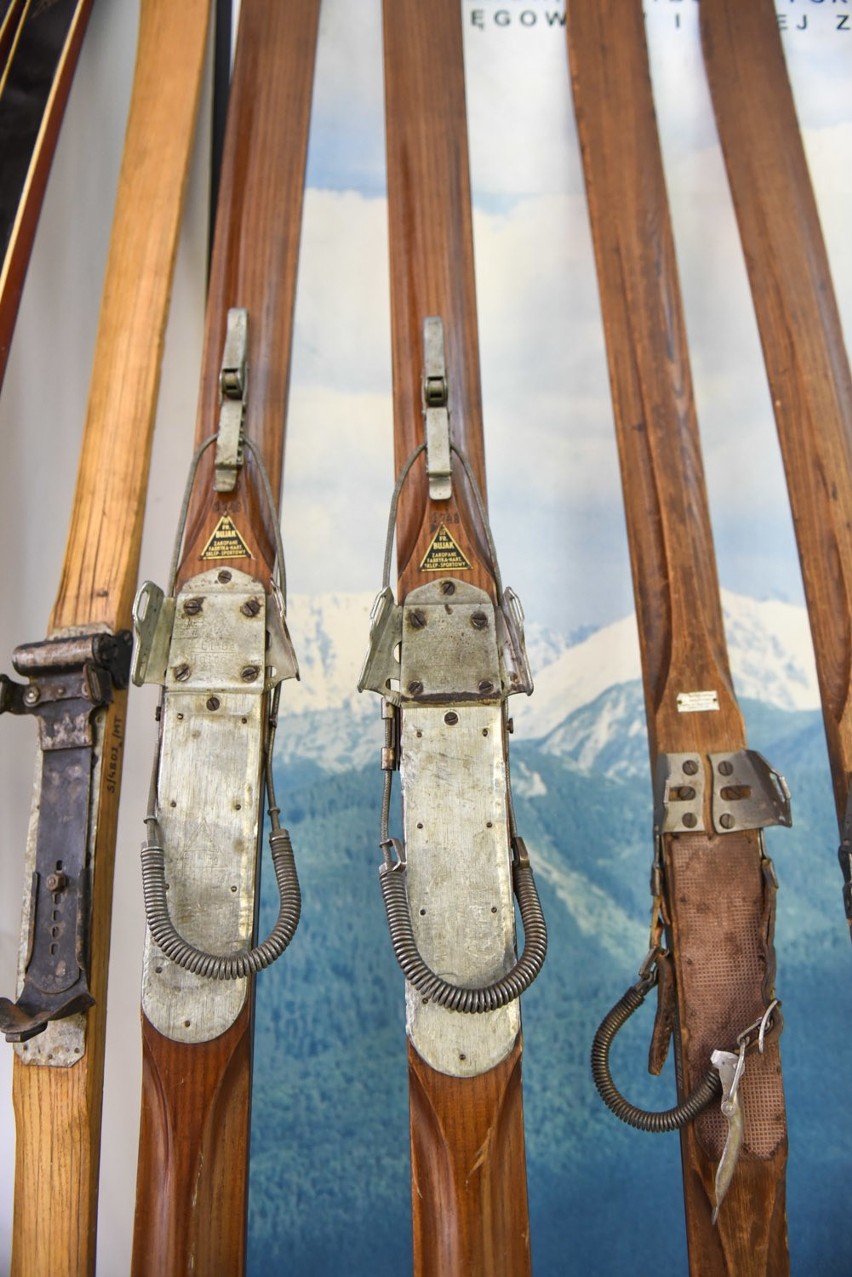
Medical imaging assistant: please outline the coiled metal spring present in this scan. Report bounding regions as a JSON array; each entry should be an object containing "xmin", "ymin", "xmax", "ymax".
[
  {"xmin": 141, "ymin": 824, "xmax": 301, "ymax": 979},
  {"xmin": 591, "ymin": 974, "xmax": 721, "ymax": 1132},
  {"xmin": 379, "ymin": 852, "xmax": 547, "ymax": 1013}
]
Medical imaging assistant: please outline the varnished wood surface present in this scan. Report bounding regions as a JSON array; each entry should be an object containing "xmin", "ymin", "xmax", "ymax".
[
  {"xmin": 132, "ymin": 1008, "xmax": 253, "ymax": 1277},
  {"xmin": 383, "ymin": 0, "xmax": 493, "ymax": 597},
  {"xmin": 51, "ymin": 0, "xmax": 209, "ymax": 631},
  {"xmin": 566, "ymin": 3, "xmax": 788, "ymax": 1271},
  {"xmin": 0, "ymin": 0, "xmax": 93, "ymax": 388},
  {"xmin": 701, "ymin": 0, "xmax": 852, "ymax": 829},
  {"xmin": 131, "ymin": 2, "xmax": 320, "ymax": 1272},
  {"xmin": 9, "ymin": 4, "xmax": 210, "ymax": 1275},
  {"xmin": 384, "ymin": 2, "xmax": 532, "ymax": 1274}
]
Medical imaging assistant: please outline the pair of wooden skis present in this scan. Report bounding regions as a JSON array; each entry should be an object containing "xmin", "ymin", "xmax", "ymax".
[{"xmin": 569, "ymin": 0, "xmax": 852, "ymax": 1272}]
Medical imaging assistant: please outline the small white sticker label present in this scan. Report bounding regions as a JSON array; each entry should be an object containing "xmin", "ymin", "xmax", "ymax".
[{"xmin": 677, "ymin": 690, "xmax": 720, "ymax": 713}]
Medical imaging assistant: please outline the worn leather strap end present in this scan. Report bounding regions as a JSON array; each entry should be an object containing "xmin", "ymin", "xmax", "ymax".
[{"xmin": 648, "ymin": 948, "xmax": 677, "ymax": 1076}]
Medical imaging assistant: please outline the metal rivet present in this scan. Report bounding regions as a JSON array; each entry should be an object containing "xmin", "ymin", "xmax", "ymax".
[
  {"xmin": 682, "ymin": 758, "xmax": 699, "ymax": 776},
  {"xmin": 719, "ymin": 760, "xmax": 734, "ymax": 776},
  {"xmin": 471, "ymin": 611, "xmax": 488, "ymax": 630},
  {"xmin": 183, "ymin": 597, "xmax": 203, "ymax": 616},
  {"xmin": 682, "ymin": 812, "xmax": 697, "ymax": 829},
  {"xmin": 441, "ymin": 580, "xmax": 456, "ymax": 596},
  {"xmin": 173, "ymin": 664, "xmax": 190, "ymax": 682},
  {"xmin": 408, "ymin": 609, "xmax": 427, "ymax": 629},
  {"xmin": 408, "ymin": 680, "xmax": 424, "ymax": 696},
  {"xmin": 23, "ymin": 686, "xmax": 40, "ymax": 706},
  {"xmin": 444, "ymin": 711, "xmax": 459, "ymax": 725},
  {"xmin": 207, "ymin": 696, "xmax": 221, "ymax": 711},
  {"xmin": 720, "ymin": 813, "xmax": 735, "ymax": 829},
  {"xmin": 241, "ymin": 665, "xmax": 259, "ymax": 682},
  {"xmin": 241, "ymin": 598, "xmax": 261, "ymax": 617},
  {"xmin": 218, "ymin": 570, "xmax": 232, "ymax": 583}
]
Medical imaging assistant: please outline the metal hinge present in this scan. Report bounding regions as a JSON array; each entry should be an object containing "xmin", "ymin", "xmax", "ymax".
[
  {"xmin": 214, "ymin": 307, "xmax": 248, "ymax": 492},
  {"xmin": 423, "ymin": 316, "xmax": 451, "ymax": 501}
]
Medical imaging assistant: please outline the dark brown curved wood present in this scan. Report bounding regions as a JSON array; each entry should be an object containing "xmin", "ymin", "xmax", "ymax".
[
  {"xmin": 0, "ymin": 0, "xmax": 94, "ymax": 389},
  {"xmin": 700, "ymin": 0, "xmax": 852, "ymax": 851},
  {"xmin": 566, "ymin": 2, "xmax": 788, "ymax": 1271},
  {"xmin": 383, "ymin": 2, "xmax": 532, "ymax": 1273},
  {"xmin": 130, "ymin": 2, "xmax": 319, "ymax": 1272},
  {"xmin": 7, "ymin": 4, "xmax": 210, "ymax": 1274}
]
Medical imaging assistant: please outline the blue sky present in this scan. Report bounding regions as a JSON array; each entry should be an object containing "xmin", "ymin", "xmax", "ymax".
[{"xmin": 281, "ymin": 0, "xmax": 852, "ymax": 637}]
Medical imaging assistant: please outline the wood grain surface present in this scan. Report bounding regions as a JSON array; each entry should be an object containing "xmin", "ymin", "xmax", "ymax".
[
  {"xmin": 384, "ymin": 2, "xmax": 532, "ymax": 1273},
  {"xmin": 9, "ymin": 4, "xmax": 209, "ymax": 1275},
  {"xmin": 131, "ymin": 2, "xmax": 319, "ymax": 1272},
  {"xmin": 701, "ymin": 0, "xmax": 852, "ymax": 831},
  {"xmin": 566, "ymin": 2, "xmax": 788, "ymax": 1271}
]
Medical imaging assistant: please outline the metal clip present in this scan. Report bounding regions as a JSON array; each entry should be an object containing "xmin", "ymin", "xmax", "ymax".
[
  {"xmin": 423, "ymin": 316, "xmax": 451, "ymax": 501},
  {"xmin": 709, "ymin": 750, "xmax": 792, "ymax": 833},
  {"xmin": 214, "ymin": 307, "xmax": 248, "ymax": 492},
  {"xmin": 496, "ymin": 587, "xmax": 534, "ymax": 697},
  {"xmin": 710, "ymin": 1045, "xmax": 746, "ymax": 1223},
  {"xmin": 357, "ymin": 587, "xmax": 403, "ymax": 703}
]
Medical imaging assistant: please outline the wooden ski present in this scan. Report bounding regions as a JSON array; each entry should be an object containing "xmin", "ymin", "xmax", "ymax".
[
  {"xmin": 0, "ymin": 0, "xmax": 95, "ymax": 387},
  {"xmin": 129, "ymin": 2, "xmax": 319, "ymax": 1272},
  {"xmin": 359, "ymin": 3, "xmax": 547, "ymax": 1273},
  {"xmin": 0, "ymin": 3, "xmax": 210, "ymax": 1275},
  {"xmin": 700, "ymin": 0, "xmax": 852, "ymax": 935},
  {"xmin": 566, "ymin": 3, "xmax": 790, "ymax": 1272}
]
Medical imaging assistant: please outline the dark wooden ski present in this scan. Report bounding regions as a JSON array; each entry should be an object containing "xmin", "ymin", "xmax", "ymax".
[
  {"xmin": 700, "ymin": 0, "xmax": 852, "ymax": 936},
  {"xmin": 566, "ymin": 3, "xmax": 790, "ymax": 1272},
  {"xmin": 359, "ymin": 2, "xmax": 547, "ymax": 1272},
  {"xmin": 0, "ymin": 3, "xmax": 210, "ymax": 1274},
  {"xmin": 129, "ymin": 2, "xmax": 319, "ymax": 1272},
  {"xmin": 0, "ymin": 0, "xmax": 94, "ymax": 388}
]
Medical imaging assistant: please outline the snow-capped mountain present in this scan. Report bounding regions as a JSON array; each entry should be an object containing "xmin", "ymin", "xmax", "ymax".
[{"xmin": 279, "ymin": 589, "xmax": 820, "ymax": 773}]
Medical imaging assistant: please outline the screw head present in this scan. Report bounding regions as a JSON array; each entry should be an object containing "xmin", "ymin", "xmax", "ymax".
[
  {"xmin": 719, "ymin": 760, "xmax": 734, "ymax": 776},
  {"xmin": 407, "ymin": 680, "xmax": 423, "ymax": 696},
  {"xmin": 22, "ymin": 685, "xmax": 40, "ymax": 706},
  {"xmin": 720, "ymin": 813, "xmax": 735, "ymax": 830},
  {"xmin": 682, "ymin": 812, "xmax": 697, "ymax": 829},
  {"xmin": 218, "ymin": 570, "xmax": 232, "ymax": 584},
  {"xmin": 444, "ymin": 711, "xmax": 459, "ymax": 726},
  {"xmin": 241, "ymin": 598, "xmax": 262, "ymax": 617},
  {"xmin": 183, "ymin": 597, "xmax": 203, "ymax": 616},
  {"xmin": 206, "ymin": 696, "xmax": 221, "ymax": 711},
  {"xmin": 241, "ymin": 665, "xmax": 260, "ymax": 683},
  {"xmin": 407, "ymin": 609, "xmax": 427, "ymax": 629},
  {"xmin": 46, "ymin": 872, "xmax": 69, "ymax": 893},
  {"xmin": 682, "ymin": 758, "xmax": 699, "ymax": 776},
  {"xmin": 173, "ymin": 664, "xmax": 191, "ymax": 682},
  {"xmin": 440, "ymin": 580, "xmax": 456, "ymax": 596},
  {"xmin": 471, "ymin": 611, "xmax": 488, "ymax": 630},
  {"xmin": 679, "ymin": 786, "xmax": 696, "ymax": 801},
  {"xmin": 478, "ymin": 679, "xmax": 494, "ymax": 695}
]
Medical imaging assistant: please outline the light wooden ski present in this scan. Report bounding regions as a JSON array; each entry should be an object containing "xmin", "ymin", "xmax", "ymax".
[
  {"xmin": 700, "ymin": 0, "xmax": 852, "ymax": 935},
  {"xmin": 129, "ymin": 2, "xmax": 319, "ymax": 1272},
  {"xmin": 0, "ymin": 3, "xmax": 210, "ymax": 1275},
  {"xmin": 566, "ymin": 3, "xmax": 790, "ymax": 1272},
  {"xmin": 359, "ymin": 2, "xmax": 547, "ymax": 1272},
  {"xmin": 0, "ymin": 0, "xmax": 94, "ymax": 387}
]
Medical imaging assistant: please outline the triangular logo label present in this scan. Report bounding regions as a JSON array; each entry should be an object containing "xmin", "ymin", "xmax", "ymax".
[
  {"xmin": 419, "ymin": 525, "xmax": 472, "ymax": 573},
  {"xmin": 200, "ymin": 514, "xmax": 253, "ymax": 561}
]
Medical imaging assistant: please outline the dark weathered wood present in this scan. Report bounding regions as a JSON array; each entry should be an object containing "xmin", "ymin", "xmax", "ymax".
[
  {"xmin": 8, "ymin": 3, "xmax": 210, "ymax": 1274},
  {"xmin": 566, "ymin": 3, "xmax": 788, "ymax": 1272},
  {"xmin": 131, "ymin": 2, "xmax": 319, "ymax": 1272},
  {"xmin": 700, "ymin": 0, "xmax": 852, "ymax": 841},
  {"xmin": 384, "ymin": 2, "xmax": 532, "ymax": 1273},
  {"xmin": 0, "ymin": 0, "xmax": 94, "ymax": 388}
]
